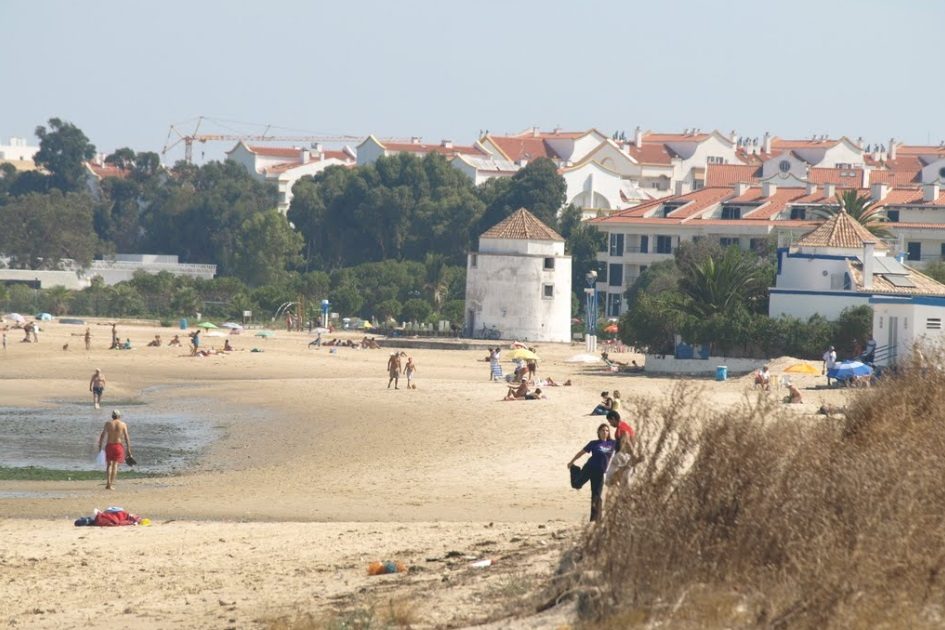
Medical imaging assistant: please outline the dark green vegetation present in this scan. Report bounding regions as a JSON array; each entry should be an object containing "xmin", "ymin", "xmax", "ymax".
[
  {"xmin": 0, "ymin": 466, "xmax": 156, "ymax": 481},
  {"xmin": 619, "ymin": 240, "xmax": 872, "ymax": 358},
  {"xmin": 0, "ymin": 118, "xmax": 603, "ymax": 324},
  {"xmin": 553, "ymin": 354, "xmax": 945, "ymax": 628}
]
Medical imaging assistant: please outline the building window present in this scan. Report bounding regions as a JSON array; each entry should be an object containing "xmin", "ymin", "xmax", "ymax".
[
  {"xmin": 542, "ymin": 284, "xmax": 554, "ymax": 299},
  {"xmin": 928, "ymin": 318, "xmax": 942, "ymax": 330},
  {"xmin": 470, "ymin": 254, "xmax": 477, "ymax": 267},
  {"xmin": 640, "ymin": 235, "xmax": 649, "ymax": 253},
  {"xmin": 544, "ymin": 257, "xmax": 555, "ymax": 270},
  {"xmin": 720, "ymin": 237, "xmax": 739, "ymax": 248},
  {"xmin": 908, "ymin": 242, "xmax": 922, "ymax": 261},
  {"xmin": 608, "ymin": 263, "xmax": 623, "ymax": 287},
  {"xmin": 707, "ymin": 156, "xmax": 725, "ymax": 164},
  {"xmin": 779, "ymin": 159, "xmax": 791, "ymax": 173},
  {"xmin": 656, "ymin": 235, "xmax": 672, "ymax": 254},
  {"xmin": 609, "ymin": 234, "xmax": 624, "ymax": 257},
  {"xmin": 598, "ymin": 264, "xmax": 608, "ymax": 283},
  {"xmin": 941, "ymin": 243, "xmax": 945, "ymax": 260},
  {"xmin": 693, "ymin": 180, "xmax": 704, "ymax": 190},
  {"xmin": 662, "ymin": 205, "xmax": 676, "ymax": 217},
  {"xmin": 886, "ymin": 209, "xmax": 900, "ymax": 223},
  {"xmin": 749, "ymin": 238, "xmax": 767, "ymax": 253},
  {"xmin": 721, "ymin": 206, "xmax": 741, "ymax": 220},
  {"xmin": 790, "ymin": 207, "xmax": 806, "ymax": 220},
  {"xmin": 607, "ymin": 293, "xmax": 622, "ymax": 317}
]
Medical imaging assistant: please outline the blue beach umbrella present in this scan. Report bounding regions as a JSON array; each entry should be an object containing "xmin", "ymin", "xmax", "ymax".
[{"xmin": 828, "ymin": 360, "xmax": 872, "ymax": 382}]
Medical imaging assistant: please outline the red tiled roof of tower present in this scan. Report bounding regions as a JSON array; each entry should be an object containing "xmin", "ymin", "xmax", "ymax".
[
  {"xmin": 705, "ymin": 164, "xmax": 762, "ymax": 186},
  {"xmin": 487, "ymin": 136, "xmax": 557, "ymax": 162},
  {"xmin": 481, "ymin": 207, "xmax": 564, "ymax": 241},
  {"xmin": 794, "ymin": 210, "xmax": 888, "ymax": 250}
]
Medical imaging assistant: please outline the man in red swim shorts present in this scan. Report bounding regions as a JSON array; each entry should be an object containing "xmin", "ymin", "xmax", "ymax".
[{"xmin": 97, "ymin": 410, "xmax": 132, "ymax": 490}]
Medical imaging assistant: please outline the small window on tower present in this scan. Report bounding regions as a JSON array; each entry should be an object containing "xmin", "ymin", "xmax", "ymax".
[
  {"xmin": 543, "ymin": 284, "xmax": 554, "ymax": 299},
  {"xmin": 544, "ymin": 257, "xmax": 555, "ymax": 270}
]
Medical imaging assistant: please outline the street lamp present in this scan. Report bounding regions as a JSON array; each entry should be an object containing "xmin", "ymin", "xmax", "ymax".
[{"xmin": 585, "ymin": 270, "xmax": 598, "ymax": 352}]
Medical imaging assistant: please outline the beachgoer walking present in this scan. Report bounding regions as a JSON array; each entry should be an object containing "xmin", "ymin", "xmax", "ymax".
[
  {"xmin": 89, "ymin": 369, "xmax": 106, "ymax": 409},
  {"xmin": 387, "ymin": 352, "xmax": 402, "ymax": 389},
  {"xmin": 84, "ymin": 327, "xmax": 92, "ymax": 351},
  {"xmin": 31, "ymin": 322, "xmax": 39, "ymax": 343},
  {"xmin": 489, "ymin": 348, "xmax": 503, "ymax": 381},
  {"xmin": 97, "ymin": 410, "xmax": 132, "ymax": 490},
  {"xmin": 568, "ymin": 424, "xmax": 616, "ymax": 522},
  {"xmin": 823, "ymin": 345, "xmax": 837, "ymax": 386},
  {"xmin": 404, "ymin": 357, "xmax": 417, "ymax": 389},
  {"xmin": 110, "ymin": 324, "xmax": 119, "ymax": 350},
  {"xmin": 190, "ymin": 330, "xmax": 201, "ymax": 356},
  {"xmin": 2, "ymin": 331, "xmax": 6, "ymax": 352}
]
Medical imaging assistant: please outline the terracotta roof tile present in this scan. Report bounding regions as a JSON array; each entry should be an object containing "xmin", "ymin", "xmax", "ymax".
[
  {"xmin": 794, "ymin": 210, "xmax": 888, "ymax": 250},
  {"xmin": 624, "ymin": 143, "xmax": 676, "ymax": 165},
  {"xmin": 705, "ymin": 164, "xmax": 762, "ymax": 186},
  {"xmin": 381, "ymin": 141, "xmax": 485, "ymax": 157},
  {"xmin": 868, "ymin": 169, "xmax": 920, "ymax": 186},
  {"xmin": 873, "ymin": 188, "xmax": 945, "ymax": 208},
  {"xmin": 247, "ymin": 146, "xmax": 301, "ymax": 158},
  {"xmin": 486, "ymin": 135, "xmax": 557, "ymax": 162},
  {"xmin": 86, "ymin": 162, "xmax": 129, "ymax": 179},
  {"xmin": 848, "ymin": 260, "xmax": 945, "ymax": 296},
  {"xmin": 741, "ymin": 189, "xmax": 811, "ymax": 220},
  {"xmin": 515, "ymin": 129, "xmax": 588, "ymax": 140},
  {"xmin": 481, "ymin": 208, "xmax": 564, "ymax": 241},
  {"xmin": 642, "ymin": 132, "xmax": 711, "ymax": 143}
]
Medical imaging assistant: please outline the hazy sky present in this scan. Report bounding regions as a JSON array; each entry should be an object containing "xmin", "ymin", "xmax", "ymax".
[{"xmin": 4, "ymin": 0, "xmax": 944, "ymax": 163}]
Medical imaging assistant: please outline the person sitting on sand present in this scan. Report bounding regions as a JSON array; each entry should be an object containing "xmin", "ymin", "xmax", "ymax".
[
  {"xmin": 168, "ymin": 334, "xmax": 182, "ymax": 347},
  {"xmin": 121, "ymin": 338, "xmax": 132, "ymax": 350},
  {"xmin": 591, "ymin": 391, "xmax": 613, "ymax": 416},
  {"xmin": 785, "ymin": 382, "xmax": 803, "ymax": 404},
  {"xmin": 147, "ymin": 335, "xmax": 162, "ymax": 347},
  {"xmin": 223, "ymin": 339, "xmax": 234, "ymax": 352},
  {"xmin": 754, "ymin": 366, "xmax": 771, "ymax": 391},
  {"xmin": 505, "ymin": 380, "xmax": 529, "ymax": 400}
]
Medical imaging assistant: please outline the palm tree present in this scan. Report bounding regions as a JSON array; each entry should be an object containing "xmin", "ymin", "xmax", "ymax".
[
  {"xmin": 423, "ymin": 253, "xmax": 448, "ymax": 311},
  {"xmin": 45, "ymin": 286, "xmax": 74, "ymax": 316},
  {"xmin": 815, "ymin": 190, "xmax": 891, "ymax": 238},
  {"xmin": 678, "ymin": 246, "xmax": 771, "ymax": 319}
]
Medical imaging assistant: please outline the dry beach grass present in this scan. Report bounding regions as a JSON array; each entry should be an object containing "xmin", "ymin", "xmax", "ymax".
[{"xmin": 0, "ymin": 319, "xmax": 855, "ymax": 628}]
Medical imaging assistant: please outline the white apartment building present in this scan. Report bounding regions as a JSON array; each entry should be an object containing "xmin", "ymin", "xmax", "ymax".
[{"xmin": 0, "ymin": 136, "xmax": 39, "ymax": 170}]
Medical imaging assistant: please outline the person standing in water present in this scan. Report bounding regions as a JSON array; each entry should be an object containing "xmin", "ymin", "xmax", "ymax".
[
  {"xmin": 89, "ymin": 369, "xmax": 106, "ymax": 409},
  {"xmin": 97, "ymin": 410, "xmax": 132, "ymax": 490}
]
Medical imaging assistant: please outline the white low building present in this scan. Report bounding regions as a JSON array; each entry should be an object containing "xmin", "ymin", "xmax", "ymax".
[
  {"xmin": 88, "ymin": 254, "xmax": 217, "ymax": 285},
  {"xmin": 464, "ymin": 208, "xmax": 572, "ymax": 342}
]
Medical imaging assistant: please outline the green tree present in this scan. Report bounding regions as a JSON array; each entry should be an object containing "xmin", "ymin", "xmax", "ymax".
[
  {"xmin": 33, "ymin": 118, "xmax": 96, "ymax": 192},
  {"xmin": 41, "ymin": 285, "xmax": 74, "ymax": 316},
  {"xmin": 678, "ymin": 245, "xmax": 772, "ymax": 318},
  {"xmin": 375, "ymin": 298, "xmax": 402, "ymax": 322},
  {"xmin": 815, "ymin": 190, "xmax": 891, "ymax": 238},
  {"xmin": 330, "ymin": 284, "xmax": 363, "ymax": 317},
  {"xmin": 401, "ymin": 297, "xmax": 433, "ymax": 323},
  {"xmin": 476, "ymin": 158, "xmax": 567, "ymax": 232},
  {"xmin": 423, "ymin": 253, "xmax": 448, "ymax": 310},
  {"xmin": 0, "ymin": 191, "xmax": 100, "ymax": 268},
  {"xmin": 229, "ymin": 209, "xmax": 303, "ymax": 287}
]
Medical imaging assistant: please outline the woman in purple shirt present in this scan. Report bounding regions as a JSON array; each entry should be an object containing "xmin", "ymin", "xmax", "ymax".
[{"xmin": 568, "ymin": 424, "xmax": 616, "ymax": 522}]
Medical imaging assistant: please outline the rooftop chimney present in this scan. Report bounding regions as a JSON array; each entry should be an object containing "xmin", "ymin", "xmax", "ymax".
[
  {"xmin": 924, "ymin": 182, "xmax": 940, "ymax": 202},
  {"xmin": 806, "ymin": 181, "xmax": 818, "ymax": 195},
  {"xmin": 734, "ymin": 182, "xmax": 749, "ymax": 196},
  {"xmin": 823, "ymin": 182, "xmax": 836, "ymax": 199},
  {"xmin": 300, "ymin": 148, "xmax": 311, "ymax": 164},
  {"xmin": 411, "ymin": 136, "xmax": 422, "ymax": 145},
  {"xmin": 531, "ymin": 127, "xmax": 540, "ymax": 138},
  {"xmin": 441, "ymin": 139, "xmax": 453, "ymax": 149},
  {"xmin": 870, "ymin": 182, "xmax": 889, "ymax": 201},
  {"xmin": 863, "ymin": 241, "xmax": 875, "ymax": 289},
  {"xmin": 889, "ymin": 137, "xmax": 897, "ymax": 160},
  {"xmin": 675, "ymin": 181, "xmax": 692, "ymax": 196},
  {"xmin": 730, "ymin": 129, "xmax": 738, "ymax": 144},
  {"xmin": 763, "ymin": 131, "xmax": 772, "ymax": 154},
  {"xmin": 762, "ymin": 181, "xmax": 777, "ymax": 198},
  {"xmin": 312, "ymin": 142, "xmax": 324, "ymax": 156},
  {"xmin": 634, "ymin": 126, "xmax": 643, "ymax": 147}
]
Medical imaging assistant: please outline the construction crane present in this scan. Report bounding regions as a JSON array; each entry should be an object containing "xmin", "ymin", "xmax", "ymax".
[{"xmin": 162, "ymin": 116, "xmax": 365, "ymax": 163}]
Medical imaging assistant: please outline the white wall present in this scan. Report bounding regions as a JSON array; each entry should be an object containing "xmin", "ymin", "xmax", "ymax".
[
  {"xmin": 479, "ymin": 237, "xmax": 563, "ymax": 257},
  {"xmin": 562, "ymin": 162, "xmax": 622, "ymax": 211},
  {"xmin": 761, "ymin": 152, "xmax": 808, "ymax": 179},
  {"xmin": 464, "ymin": 251, "xmax": 572, "ymax": 342},
  {"xmin": 355, "ymin": 137, "xmax": 387, "ymax": 166},
  {"xmin": 644, "ymin": 354, "xmax": 758, "ymax": 376},
  {"xmin": 769, "ymin": 290, "xmax": 869, "ymax": 319},
  {"xmin": 0, "ymin": 269, "xmax": 88, "ymax": 290}
]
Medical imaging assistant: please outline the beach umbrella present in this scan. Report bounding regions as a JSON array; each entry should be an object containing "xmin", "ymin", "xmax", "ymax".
[
  {"xmin": 362, "ymin": 321, "xmax": 373, "ymax": 329},
  {"xmin": 603, "ymin": 323, "xmax": 619, "ymax": 334},
  {"xmin": 827, "ymin": 360, "xmax": 872, "ymax": 381},
  {"xmin": 507, "ymin": 348, "xmax": 539, "ymax": 361},
  {"xmin": 36, "ymin": 312, "xmax": 54, "ymax": 321},
  {"xmin": 4, "ymin": 313, "xmax": 25, "ymax": 323},
  {"xmin": 255, "ymin": 330, "xmax": 275, "ymax": 338},
  {"xmin": 221, "ymin": 322, "xmax": 243, "ymax": 329},
  {"xmin": 784, "ymin": 363, "xmax": 820, "ymax": 375},
  {"xmin": 197, "ymin": 321, "xmax": 218, "ymax": 329},
  {"xmin": 565, "ymin": 353, "xmax": 604, "ymax": 364}
]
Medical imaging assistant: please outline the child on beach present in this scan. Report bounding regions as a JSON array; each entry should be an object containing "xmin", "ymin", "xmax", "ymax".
[{"xmin": 404, "ymin": 357, "xmax": 417, "ymax": 389}]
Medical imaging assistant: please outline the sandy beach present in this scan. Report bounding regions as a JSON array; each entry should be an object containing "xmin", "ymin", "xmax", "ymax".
[{"xmin": 0, "ymin": 320, "xmax": 852, "ymax": 628}]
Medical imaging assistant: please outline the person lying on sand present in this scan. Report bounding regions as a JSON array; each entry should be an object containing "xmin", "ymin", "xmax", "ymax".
[
  {"xmin": 147, "ymin": 335, "xmax": 162, "ymax": 347},
  {"xmin": 168, "ymin": 335, "xmax": 182, "ymax": 347}
]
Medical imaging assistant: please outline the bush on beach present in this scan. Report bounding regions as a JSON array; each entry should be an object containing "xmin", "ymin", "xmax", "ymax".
[{"xmin": 560, "ymin": 357, "xmax": 945, "ymax": 628}]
